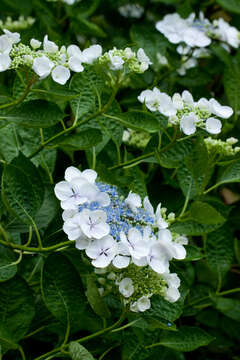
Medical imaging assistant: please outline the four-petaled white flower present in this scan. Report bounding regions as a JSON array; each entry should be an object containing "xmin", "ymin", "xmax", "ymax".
[
  {"xmin": 120, "ymin": 228, "xmax": 149, "ymax": 260},
  {"xmin": 130, "ymin": 296, "xmax": 151, "ymax": 312},
  {"xmin": 79, "ymin": 209, "xmax": 110, "ymax": 239},
  {"xmin": 86, "ymin": 235, "xmax": 117, "ymax": 268},
  {"xmin": 205, "ymin": 117, "xmax": 222, "ymax": 134},
  {"xmin": 81, "ymin": 44, "xmax": 102, "ymax": 64},
  {"xmin": 43, "ymin": 35, "xmax": 58, "ymax": 53},
  {"xmin": 3, "ymin": 29, "xmax": 21, "ymax": 44}
]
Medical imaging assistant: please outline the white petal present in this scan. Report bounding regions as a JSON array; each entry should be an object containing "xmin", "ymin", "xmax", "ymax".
[
  {"xmin": 68, "ymin": 56, "xmax": 84, "ymax": 72},
  {"xmin": 205, "ymin": 117, "xmax": 222, "ymax": 134},
  {"xmin": 82, "ymin": 169, "xmax": 97, "ymax": 183},
  {"xmin": 54, "ymin": 181, "xmax": 73, "ymax": 201},
  {"xmin": 0, "ymin": 54, "xmax": 11, "ymax": 71},
  {"xmin": 182, "ymin": 90, "xmax": 194, "ymax": 106},
  {"xmin": 209, "ymin": 98, "xmax": 233, "ymax": 119},
  {"xmin": 67, "ymin": 44, "xmax": 82, "ymax": 57},
  {"xmin": 51, "ymin": 65, "xmax": 70, "ymax": 85},
  {"xmin": 143, "ymin": 196, "xmax": 154, "ymax": 215},
  {"xmin": 180, "ymin": 114, "xmax": 196, "ymax": 135},
  {"xmin": 137, "ymin": 296, "xmax": 151, "ymax": 312},
  {"xmin": 165, "ymin": 287, "xmax": 180, "ymax": 302},
  {"xmin": 82, "ymin": 44, "xmax": 102, "ymax": 64},
  {"xmin": 65, "ymin": 166, "xmax": 82, "ymax": 182},
  {"xmin": 112, "ymin": 255, "xmax": 130, "ymax": 268}
]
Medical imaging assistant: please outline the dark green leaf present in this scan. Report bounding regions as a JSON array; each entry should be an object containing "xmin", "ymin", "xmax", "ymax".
[
  {"xmin": 59, "ymin": 129, "xmax": 102, "ymax": 150},
  {"xmin": 69, "ymin": 341, "xmax": 95, "ymax": 360},
  {"xmin": 86, "ymin": 276, "xmax": 111, "ymax": 318},
  {"xmin": 189, "ymin": 201, "xmax": 226, "ymax": 225},
  {"xmin": 0, "ymin": 245, "xmax": 17, "ymax": 282}
]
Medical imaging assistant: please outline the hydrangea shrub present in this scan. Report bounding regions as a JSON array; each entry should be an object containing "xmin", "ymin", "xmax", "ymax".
[{"xmin": 0, "ymin": 0, "xmax": 240, "ymax": 359}]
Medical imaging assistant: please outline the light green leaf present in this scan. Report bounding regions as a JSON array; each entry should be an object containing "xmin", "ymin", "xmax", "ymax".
[
  {"xmin": 0, "ymin": 100, "xmax": 64, "ymax": 128},
  {"xmin": 217, "ymin": 159, "xmax": 240, "ymax": 185},
  {"xmin": 206, "ymin": 226, "xmax": 234, "ymax": 277},
  {"xmin": 189, "ymin": 201, "xmax": 226, "ymax": 225},
  {"xmin": 69, "ymin": 341, "xmax": 95, "ymax": 360},
  {"xmin": 86, "ymin": 276, "xmax": 111, "ymax": 318},
  {"xmin": 2, "ymin": 154, "xmax": 44, "ymax": 224},
  {"xmin": 41, "ymin": 253, "xmax": 86, "ymax": 333},
  {"xmin": 159, "ymin": 326, "xmax": 214, "ymax": 351},
  {"xmin": 216, "ymin": 0, "xmax": 240, "ymax": 14}
]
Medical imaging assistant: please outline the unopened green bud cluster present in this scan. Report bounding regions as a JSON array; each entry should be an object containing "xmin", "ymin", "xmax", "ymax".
[
  {"xmin": 204, "ymin": 137, "xmax": 240, "ymax": 157},
  {"xmin": 0, "ymin": 16, "xmax": 35, "ymax": 31}
]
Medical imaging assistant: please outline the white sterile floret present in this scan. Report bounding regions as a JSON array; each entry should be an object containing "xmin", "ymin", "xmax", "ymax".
[
  {"xmin": 67, "ymin": 44, "xmax": 82, "ymax": 58},
  {"xmin": 51, "ymin": 65, "xmax": 71, "ymax": 85},
  {"xmin": 158, "ymin": 229, "xmax": 187, "ymax": 260},
  {"xmin": 205, "ymin": 117, "xmax": 222, "ymax": 134},
  {"xmin": 215, "ymin": 18, "xmax": 240, "ymax": 48},
  {"xmin": 79, "ymin": 209, "xmax": 110, "ymax": 239},
  {"xmin": 32, "ymin": 56, "xmax": 54, "ymax": 78},
  {"xmin": 0, "ymin": 54, "xmax": 11, "ymax": 71},
  {"xmin": 181, "ymin": 90, "xmax": 195, "ymax": 106},
  {"xmin": 138, "ymin": 88, "xmax": 176, "ymax": 116},
  {"xmin": 86, "ymin": 235, "xmax": 117, "ymax": 268},
  {"xmin": 63, "ymin": 213, "xmax": 85, "ymax": 240},
  {"xmin": 156, "ymin": 13, "xmax": 188, "ymax": 44},
  {"xmin": 209, "ymin": 98, "xmax": 233, "ymax": 119},
  {"xmin": 155, "ymin": 203, "xmax": 169, "ymax": 229},
  {"xmin": 108, "ymin": 51, "xmax": 124, "ymax": 70},
  {"xmin": 81, "ymin": 44, "xmax": 102, "ymax": 64},
  {"xmin": 30, "ymin": 38, "xmax": 41, "ymax": 49},
  {"xmin": 163, "ymin": 273, "xmax": 181, "ymax": 302},
  {"xmin": 136, "ymin": 296, "xmax": 151, "ymax": 311},
  {"xmin": 43, "ymin": 35, "xmax": 58, "ymax": 53},
  {"xmin": 125, "ymin": 191, "xmax": 141, "ymax": 213},
  {"xmin": 137, "ymin": 48, "xmax": 152, "ymax": 71},
  {"xmin": 118, "ymin": 278, "xmax": 134, "ymax": 298},
  {"xmin": 3, "ymin": 29, "xmax": 20, "ymax": 44},
  {"xmin": 180, "ymin": 113, "xmax": 197, "ymax": 135},
  {"xmin": 120, "ymin": 228, "xmax": 149, "ymax": 260},
  {"xmin": 0, "ymin": 34, "xmax": 12, "ymax": 54}
]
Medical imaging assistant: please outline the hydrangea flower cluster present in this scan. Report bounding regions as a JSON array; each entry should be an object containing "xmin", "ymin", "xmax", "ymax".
[
  {"xmin": 118, "ymin": 3, "xmax": 144, "ymax": 19},
  {"xmin": 138, "ymin": 88, "xmax": 233, "ymax": 135},
  {"xmin": 99, "ymin": 47, "xmax": 152, "ymax": 73},
  {"xmin": 156, "ymin": 12, "xmax": 240, "ymax": 49},
  {"xmin": 0, "ymin": 16, "xmax": 35, "ymax": 32},
  {"xmin": 204, "ymin": 137, "xmax": 240, "ymax": 157},
  {"xmin": 156, "ymin": 13, "xmax": 240, "ymax": 75},
  {"xmin": 0, "ymin": 30, "xmax": 151, "ymax": 84},
  {"xmin": 54, "ymin": 166, "xmax": 188, "ymax": 311}
]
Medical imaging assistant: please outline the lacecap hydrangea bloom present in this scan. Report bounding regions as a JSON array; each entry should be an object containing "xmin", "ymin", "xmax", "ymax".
[
  {"xmin": 0, "ymin": 30, "xmax": 151, "ymax": 84},
  {"xmin": 156, "ymin": 12, "xmax": 240, "ymax": 49},
  {"xmin": 138, "ymin": 88, "xmax": 233, "ymax": 136},
  {"xmin": 54, "ymin": 166, "xmax": 188, "ymax": 312}
]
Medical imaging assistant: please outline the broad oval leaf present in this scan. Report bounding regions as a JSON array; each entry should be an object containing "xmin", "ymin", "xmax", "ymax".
[
  {"xmin": 69, "ymin": 341, "xmax": 95, "ymax": 360},
  {"xmin": 41, "ymin": 253, "xmax": 86, "ymax": 333},
  {"xmin": 189, "ymin": 201, "xmax": 226, "ymax": 225},
  {"xmin": 0, "ymin": 100, "xmax": 64, "ymax": 128},
  {"xmin": 216, "ymin": 0, "xmax": 240, "ymax": 14},
  {"xmin": 59, "ymin": 129, "xmax": 102, "ymax": 150},
  {"xmin": 2, "ymin": 154, "xmax": 44, "ymax": 224},
  {"xmin": 159, "ymin": 326, "xmax": 214, "ymax": 352},
  {"xmin": 0, "ymin": 245, "xmax": 17, "ymax": 282}
]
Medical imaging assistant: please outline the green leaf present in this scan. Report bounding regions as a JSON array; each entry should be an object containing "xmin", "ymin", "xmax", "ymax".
[
  {"xmin": 206, "ymin": 226, "xmax": 234, "ymax": 277},
  {"xmin": 216, "ymin": 0, "xmax": 240, "ymax": 14},
  {"xmin": 170, "ymin": 220, "xmax": 224, "ymax": 236},
  {"xmin": 216, "ymin": 159, "xmax": 240, "ymax": 185},
  {"xmin": 0, "ymin": 276, "xmax": 35, "ymax": 353},
  {"xmin": 224, "ymin": 55, "xmax": 240, "ymax": 112},
  {"xmin": 214, "ymin": 297, "xmax": 240, "ymax": 321},
  {"xmin": 0, "ymin": 124, "xmax": 19, "ymax": 162},
  {"xmin": 159, "ymin": 326, "xmax": 214, "ymax": 351},
  {"xmin": 41, "ymin": 253, "xmax": 86, "ymax": 333},
  {"xmin": 189, "ymin": 201, "xmax": 226, "ymax": 225},
  {"xmin": 70, "ymin": 68, "xmax": 104, "ymax": 120},
  {"xmin": 184, "ymin": 245, "xmax": 203, "ymax": 261},
  {"xmin": 143, "ymin": 286, "xmax": 188, "ymax": 323},
  {"xmin": 111, "ymin": 111, "xmax": 163, "ymax": 133},
  {"xmin": 77, "ymin": 17, "xmax": 106, "ymax": 38},
  {"xmin": 2, "ymin": 154, "xmax": 44, "ymax": 224},
  {"xmin": 86, "ymin": 276, "xmax": 111, "ymax": 318},
  {"xmin": 0, "ymin": 100, "xmax": 64, "ymax": 128},
  {"xmin": 59, "ymin": 129, "xmax": 102, "ymax": 150},
  {"xmin": 69, "ymin": 341, "xmax": 95, "ymax": 360},
  {"xmin": 0, "ymin": 245, "xmax": 17, "ymax": 282},
  {"xmin": 158, "ymin": 139, "xmax": 194, "ymax": 168}
]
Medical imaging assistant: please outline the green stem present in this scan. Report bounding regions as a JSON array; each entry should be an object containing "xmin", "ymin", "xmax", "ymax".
[
  {"xmin": 0, "ymin": 238, "xmax": 73, "ymax": 253},
  {"xmin": 178, "ymin": 179, "xmax": 192, "ymax": 218},
  {"xmin": 203, "ymin": 183, "xmax": 220, "ymax": 195},
  {"xmin": 0, "ymin": 77, "xmax": 36, "ymax": 110},
  {"xmin": 217, "ymin": 287, "xmax": 240, "ymax": 296},
  {"xmin": 34, "ymin": 309, "xmax": 126, "ymax": 360},
  {"xmin": 108, "ymin": 151, "xmax": 155, "ymax": 170},
  {"xmin": 28, "ymin": 86, "xmax": 119, "ymax": 160},
  {"xmin": 18, "ymin": 346, "xmax": 26, "ymax": 360}
]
